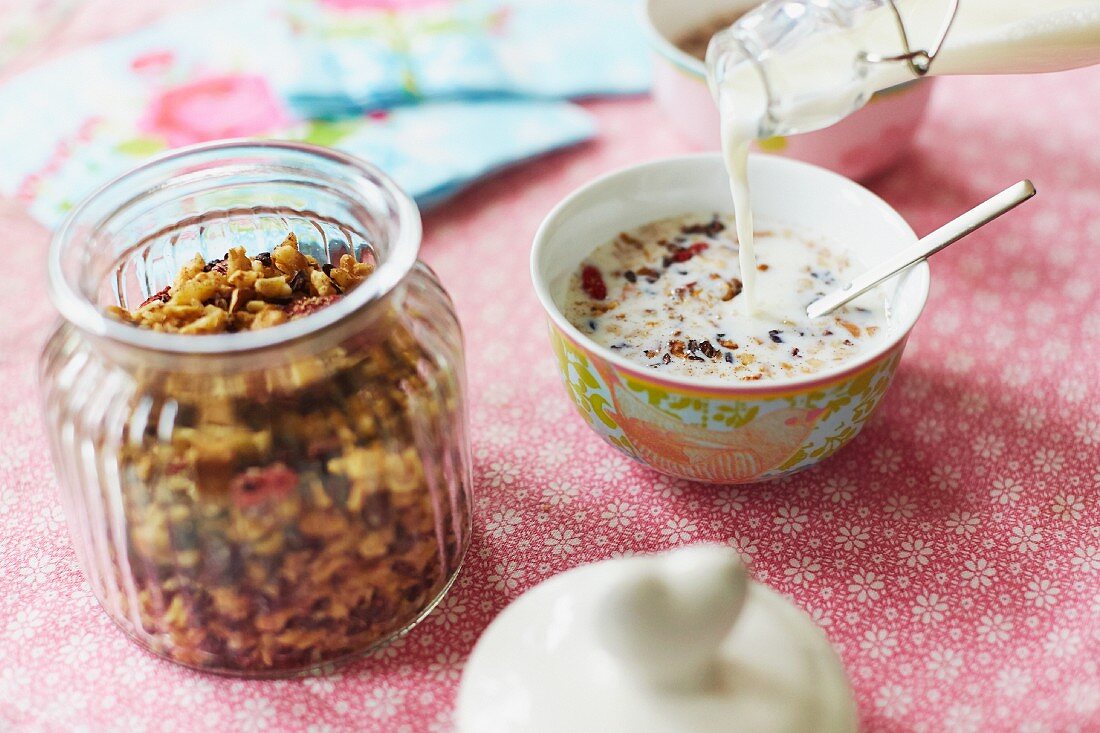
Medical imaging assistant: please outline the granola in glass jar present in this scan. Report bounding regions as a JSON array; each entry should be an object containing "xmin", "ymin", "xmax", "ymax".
[{"xmin": 91, "ymin": 234, "xmax": 466, "ymax": 674}]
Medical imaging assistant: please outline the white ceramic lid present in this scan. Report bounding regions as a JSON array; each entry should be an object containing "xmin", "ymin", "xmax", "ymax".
[{"xmin": 456, "ymin": 545, "xmax": 857, "ymax": 733}]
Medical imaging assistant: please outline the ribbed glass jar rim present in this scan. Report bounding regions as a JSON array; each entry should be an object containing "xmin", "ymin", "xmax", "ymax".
[{"xmin": 47, "ymin": 139, "xmax": 422, "ymax": 355}]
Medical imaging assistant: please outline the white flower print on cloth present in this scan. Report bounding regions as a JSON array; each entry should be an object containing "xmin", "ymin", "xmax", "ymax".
[
  {"xmin": 913, "ymin": 593, "xmax": 949, "ymax": 625},
  {"xmin": 784, "ymin": 556, "xmax": 821, "ymax": 587},
  {"xmin": 660, "ymin": 518, "xmax": 697, "ymax": 545},
  {"xmin": 431, "ymin": 595, "xmax": 466, "ymax": 627},
  {"xmin": 234, "ymin": 698, "xmax": 276, "ymax": 733},
  {"xmin": 990, "ymin": 476, "xmax": 1023, "ymax": 504},
  {"xmin": 977, "ymin": 613, "xmax": 1013, "ymax": 644},
  {"xmin": 486, "ymin": 561, "xmax": 525, "ymax": 593},
  {"xmin": 5, "ymin": 609, "xmax": 44, "ymax": 642},
  {"xmin": 973, "ymin": 434, "xmax": 1006, "ymax": 459},
  {"xmin": 1066, "ymin": 681, "xmax": 1100, "ymax": 717},
  {"xmin": 930, "ymin": 465, "xmax": 962, "ymax": 491},
  {"xmin": 30, "ymin": 504, "xmax": 64, "ymax": 535},
  {"xmin": 927, "ymin": 648, "xmax": 964, "ymax": 681},
  {"xmin": 943, "ymin": 703, "xmax": 982, "ymax": 733},
  {"xmin": 484, "ymin": 508, "xmax": 523, "ymax": 539},
  {"xmin": 961, "ymin": 558, "xmax": 997, "ymax": 589},
  {"xmin": 1052, "ymin": 493, "xmax": 1086, "ymax": 522},
  {"xmin": 1058, "ymin": 378, "xmax": 1087, "ymax": 404},
  {"xmin": 1074, "ymin": 418, "xmax": 1100, "ymax": 447},
  {"xmin": 775, "ymin": 506, "xmax": 808, "ymax": 535},
  {"xmin": 848, "ymin": 571, "xmax": 885, "ymax": 603},
  {"xmin": 712, "ymin": 488, "xmax": 746, "ymax": 514},
  {"xmin": 1024, "ymin": 578, "xmax": 1061, "ymax": 608},
  {"xmin": 593, "ymin": 456, "xmax": 629, "ymax": 483},
  {"xmin": 363, "ymin": 686, "xmax": 404, "ymax": 721},
  {"xmin": 875, "ymin": 684, "xmax": 913, "ymax": 717},
  {"xmin": 544, "ymin": 528, "xmax": 581, "ymax": 555},
  {"xmin": 822, "ymin": 477, "xmax": 855, "ymax": 505},
  {"xmin": 1017, "ymin": 404, "xmax": 1047, "ymax": 431},
  {"xmin": 19, "ymin": 553, "xmax": 57, "ymax": 585},
  {"xmin": 303, "ymin": 675, "xmax": 336, "ymax": 696},
  {"xmin": 946, "ymin": 511, "xmax": 981, "ymax": 535},
  {"xmin": 883, "ymin": 494, "xmax": 917, "ymax": 520},
  {"xmin": 1009, "ymin": 525, "xmax": 1043, "ymax": 554},
  {"xmin": 996, "ymin": 668, "xmax": 1033, "ymax": 697},
  {"xmin": 898, "ymin": 537, "xmax": 934, "ymax": 568},
  {"xmin": 1044, "ymin": 628, "xmax": 1082, "ymax": 659},
  {"xmin": 860, "ymin": 628, "xmax": 899, "ymax": 660},
  {"xmin": 482, "ymin": 460, "xmax": 521, "ymax": 488},
  {"xmin": 600, "ymin": 501, "xmax": 637, "ymax": 529},
  {"xmin": 426, "ymin": 652, "xmax": 464, "ymax": 683},
  {"xmin": 542, "ymin": 481, "xmax": 578, "ymax": 507},
  {"xmin": 835, "ymin": 525, "xmax": 870, "ymax": 552},
  {"xmin": 1032, "ymin": 448, "xmax": 1066, "ymax": 475},
  {"xmin": 1071, "ymin": 545, "xmax": 1100, "ymax": 573},
  {"xmin": 914, "ymin": 417, "xmax": 946, "ymax": 444},
  {"xmin": 59, "ymin": 631, "xmax": 100, "ymax": 667},
  {"xmin": 871, "ymin": 447, "xmax": 902, "ymax": 474}
]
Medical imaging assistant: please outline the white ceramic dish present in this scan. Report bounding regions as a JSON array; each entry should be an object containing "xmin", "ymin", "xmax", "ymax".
[
  {"xmin": 642, "ymin": 0, "xmax": 935, "ymax": 180},
  {"xmin": 457, "ymin": 545, "xmax": 857, "ymax": 733},
  {"xmin": 532, "ymin": 153, "xmax": 930, "ymax": 483}
]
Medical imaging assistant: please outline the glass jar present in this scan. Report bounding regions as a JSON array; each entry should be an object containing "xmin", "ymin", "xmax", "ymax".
[{"xmin": 39, "ymin": 140, "xmax": 472, "ymax": 677}]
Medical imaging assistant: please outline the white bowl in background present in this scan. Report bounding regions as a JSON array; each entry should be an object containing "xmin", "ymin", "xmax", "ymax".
[{"xmin": 642, "ymin": 0, "xmax": 935, "ymax": 180}]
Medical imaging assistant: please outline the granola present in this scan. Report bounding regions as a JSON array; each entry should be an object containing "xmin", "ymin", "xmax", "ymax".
[
  {"xmin": 107, "ymin": 233, "xmax": 374, "ymax": 333},
  {"xmin": 101, "ymin": 235, "xmax": 468, "ymax": 675}
]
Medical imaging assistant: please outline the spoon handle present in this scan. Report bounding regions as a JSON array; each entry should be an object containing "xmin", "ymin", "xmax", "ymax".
[{"xmin": 806, "ymin": 180, "xmax": 1036, "ymax": 320}]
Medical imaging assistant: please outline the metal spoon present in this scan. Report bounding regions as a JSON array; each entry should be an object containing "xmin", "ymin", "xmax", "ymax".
[{"xmin": 806, "ymin": 180, "xmax": 1036, "ymax": 319}]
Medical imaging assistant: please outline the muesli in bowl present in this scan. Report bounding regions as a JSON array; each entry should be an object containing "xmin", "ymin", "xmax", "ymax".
[
  {"xmin": 40, "ymin": 141, "xmax": 472, "ymax": 676},
  {"xmin": 532, "ymin": 153, "xmax": 929, "ymax": 484}
]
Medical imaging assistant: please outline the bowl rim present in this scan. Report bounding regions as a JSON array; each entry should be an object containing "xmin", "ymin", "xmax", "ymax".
[
  {"xmin": 639, "ymin": 0, "xmax": 928, "ymax": 97},
  {"xmin": 530, "ymin": 152, "xmax": 931, "ymax": 394},
  {"xmin": 638, "ymin": 0, "xmax": 713, "ymax": 80}
]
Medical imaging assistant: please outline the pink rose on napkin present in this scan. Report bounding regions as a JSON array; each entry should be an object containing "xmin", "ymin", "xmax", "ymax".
[
  {"xmin": 319, "ymin": 0, "xmax": 448, "ymax": 10},
  {"xmin": 140, "ymin": 74, "xmax": 289, "ymax": 147}
]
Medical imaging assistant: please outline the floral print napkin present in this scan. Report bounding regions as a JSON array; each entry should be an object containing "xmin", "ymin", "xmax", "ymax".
[
  {"xmin": 0, "ymin": 0, "xmax": 645, "ymax": 227},
  {"xmin": 281, "ymin": 0, "xmax": 650, "ymax": 117}
]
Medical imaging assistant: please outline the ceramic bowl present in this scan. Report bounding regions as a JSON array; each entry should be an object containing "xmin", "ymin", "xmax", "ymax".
[
  {"xmin": 642, "ymin": 0, "xmax": 935, "ymax": 180},
  {"xmin": 531, "ymin": 153, "xmax": 930, "ymax": 485}
]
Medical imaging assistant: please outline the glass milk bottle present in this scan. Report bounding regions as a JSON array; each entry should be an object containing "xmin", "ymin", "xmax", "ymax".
[{"xmin": 707, "ymin": 0, "xmax": 1100, "ymax": 141}]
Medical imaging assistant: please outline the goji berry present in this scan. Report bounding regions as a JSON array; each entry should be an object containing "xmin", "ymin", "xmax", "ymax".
[{"xmin": 581, "ymin": 265, "xmax": 607, "ymax": 300}]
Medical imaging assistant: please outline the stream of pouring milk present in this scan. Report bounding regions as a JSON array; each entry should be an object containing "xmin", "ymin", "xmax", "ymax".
[
  {"xmin": 724, "ymin": 139, "xmax": 755, "ymax": 313},
  {"xmin": 714, "ymin": 0, "xmax": 1100, "ymax": 315}
]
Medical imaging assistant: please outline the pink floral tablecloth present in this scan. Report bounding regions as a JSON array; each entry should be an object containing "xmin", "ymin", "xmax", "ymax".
[{"xmin": 3, "ymin": 25, "xmax": 1100, "ymax": 731}]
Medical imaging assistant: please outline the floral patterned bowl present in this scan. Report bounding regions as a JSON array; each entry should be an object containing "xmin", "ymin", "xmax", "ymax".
[{"xmin": 531, "ymin": 154, "xmax": 930, "ymax": 484}]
